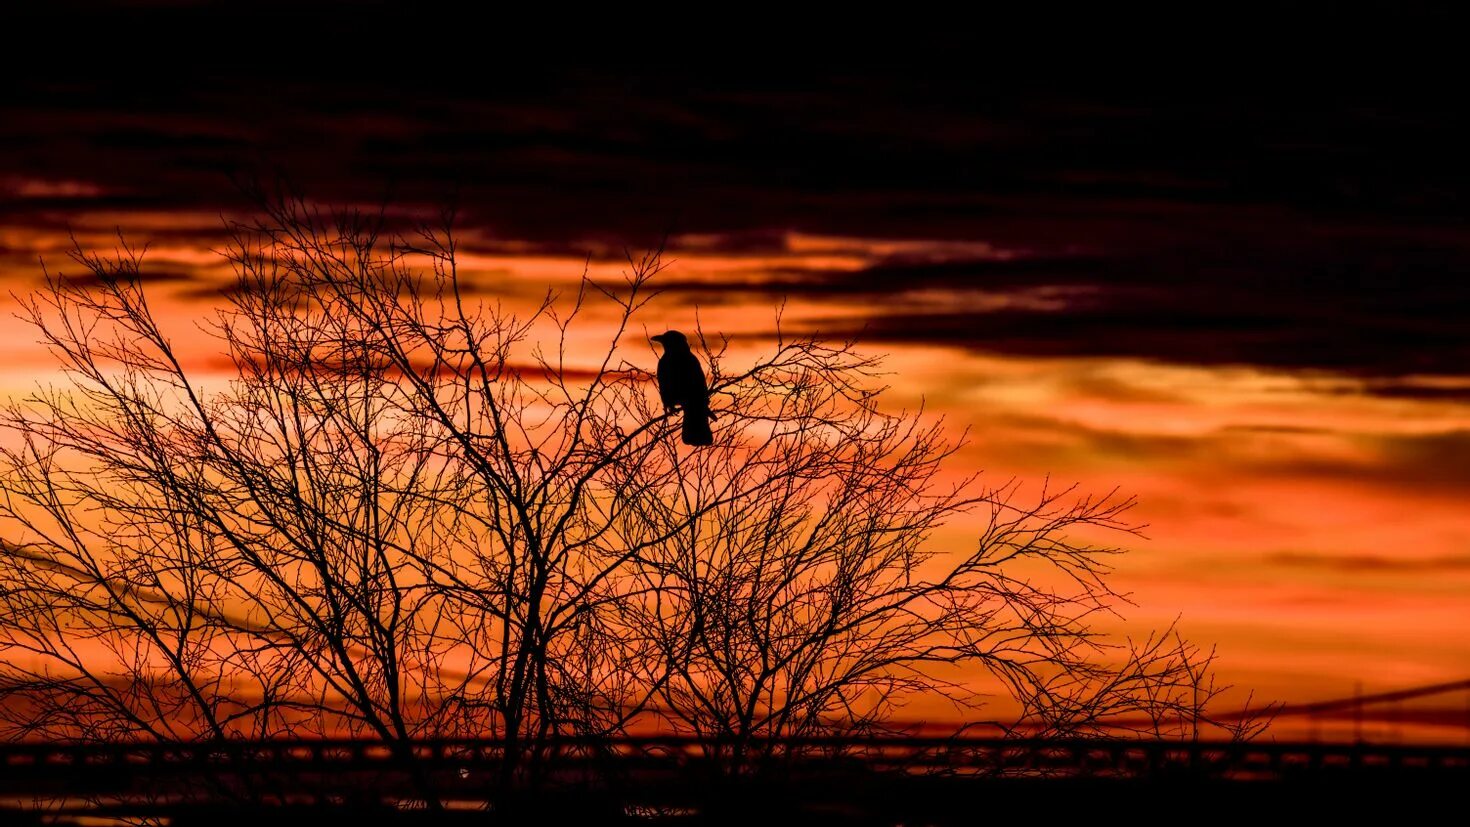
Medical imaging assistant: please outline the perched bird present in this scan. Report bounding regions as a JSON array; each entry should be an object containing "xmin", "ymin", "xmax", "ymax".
[{"xmin": 650, "ymin": 330, "xmax": 713, "ymax": 446}]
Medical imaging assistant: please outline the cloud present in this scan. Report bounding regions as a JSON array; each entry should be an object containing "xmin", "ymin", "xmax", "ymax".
[
  {"xmin": 1266, "ymin": 552, "xmax": 1470, "ymax": 574},
  {"xmin": 1, "ymin": 36, "xmax": 1467, "ymax": 385},
  {"xmin": 1202, "ymin": 429, "xmax": 1470, "ymax": 494},
  {"xmin": 1372, "ymin": 429, "xmax": 1470, "ymax": 487},
  {"xmin": 47, "ymin": 266, "xmax": 197, "ymax": 290},
  {"xmin": 1354, "ymin": 378, "xmax": 1470, "ymax": 403},
  {"xmin": 741, "ymin": 239, "xmax": 1470, "ymax": 379}
]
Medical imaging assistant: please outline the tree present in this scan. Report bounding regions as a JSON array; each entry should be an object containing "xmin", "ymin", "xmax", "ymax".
[{"xmin": 0, "ymin": 196, "xmax": 1250, "ymax": 804}]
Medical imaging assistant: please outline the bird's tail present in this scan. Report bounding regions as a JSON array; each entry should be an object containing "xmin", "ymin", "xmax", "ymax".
[{"xmin": 681, "ymin": 405, "xmax": 714, "ymax": 446}]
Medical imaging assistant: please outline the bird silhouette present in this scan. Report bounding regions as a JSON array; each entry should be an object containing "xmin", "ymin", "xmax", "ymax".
[{"xmin": 651, "ymin": 330, "xmax": 713, "ymax": 446}]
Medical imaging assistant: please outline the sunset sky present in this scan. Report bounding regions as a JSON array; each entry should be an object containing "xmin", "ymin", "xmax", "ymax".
[{"xmin": 2, "ymin": 5, "xmax": 1467, "ymax": 740}]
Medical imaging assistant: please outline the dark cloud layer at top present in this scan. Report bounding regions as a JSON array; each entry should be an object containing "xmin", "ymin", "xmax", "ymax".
[{"xmin": 2, "ymin": 5, "xmax": 1467, "ymax": 378}]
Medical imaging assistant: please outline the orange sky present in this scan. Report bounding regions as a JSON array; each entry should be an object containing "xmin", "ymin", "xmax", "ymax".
[{"xmin": 2, "ymin": 210, "xmax": 1466, "ymax": 742}]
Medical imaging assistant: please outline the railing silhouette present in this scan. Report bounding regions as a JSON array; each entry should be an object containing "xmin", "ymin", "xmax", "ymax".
[
  {"xmin": 3, "ymin": 736, "xmax": 1468, "ymax": 783},
  {"xmin": 3, "ymin": 737, "xmax": 1467, "ymax": 822}
]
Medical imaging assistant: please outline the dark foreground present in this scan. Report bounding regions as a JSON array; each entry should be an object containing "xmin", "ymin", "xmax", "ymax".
[
  {"xmin": 3, "ymin": 737, "xmax": 1466, "ymax": 824},
  {"xmin": 4, "ymin": 776, "xmax": 1465, "ymax": 826}
]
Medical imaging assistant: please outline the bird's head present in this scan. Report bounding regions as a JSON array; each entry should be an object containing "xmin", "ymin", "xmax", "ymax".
[{"xmin": 650, "ymin": 330, "xmax": 689, "ymax": 350}]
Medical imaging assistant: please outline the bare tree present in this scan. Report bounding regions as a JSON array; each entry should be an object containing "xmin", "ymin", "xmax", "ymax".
[
  {"xmin": 612, "ymin": 339, "xmax": 1247, "ymax": 769},
  {"xmin": 0, "ymin": 196, "xmax": 1252, "ymax": 803}
]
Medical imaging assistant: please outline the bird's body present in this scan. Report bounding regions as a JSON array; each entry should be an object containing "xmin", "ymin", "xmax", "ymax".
[{"xmin": 651, "ymin": 330, "xmax": 713, "ymax": 446}]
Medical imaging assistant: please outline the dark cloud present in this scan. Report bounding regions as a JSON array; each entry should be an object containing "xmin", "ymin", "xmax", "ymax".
[
  {"xmin": 798, "ymin": 302, "xmax": 1467, "ymax": 378},
  {"xmin": 1373, "ymin": 429, "xmax": 1470, "ymax": 486},
  {"xmin": 733, "ymin": 235, "xmax": 1470, "ymax": 377},
  {"xmin": 1, "ymin": 7, "xmax": 1467, "ymax": 380},
  {"xmin": 1248, "ymin": 430, "xmax": 1470, "ymax": 493},
  {"xmin": 1266, "ymin": 552, "xmax": 1470, "ymax": 574},
  {"xmin": 974, "ymin": 414, "xmax": 1470, "ymax": 496},
  {"xmin": 1354, "ymin": 381, "xmax": 1470, "ymax": 403},
  {"xmin": 48, "ymin": 266, "xmax": 196, "ymax": 290}
]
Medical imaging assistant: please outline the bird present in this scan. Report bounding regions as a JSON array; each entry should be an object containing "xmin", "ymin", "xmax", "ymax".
[{"xmin": 650, "ymin": 330, "xmax": 713, "ymax": 446}]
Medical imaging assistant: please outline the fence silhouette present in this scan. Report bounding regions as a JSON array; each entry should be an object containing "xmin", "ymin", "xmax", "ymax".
[
  {"xmin": 3, "ymin": 735, "xmax": 1467, "ymax": 782},
  {"xmin": 3, "ymin": 735, "xmax": 1467, "ymax": 823}
]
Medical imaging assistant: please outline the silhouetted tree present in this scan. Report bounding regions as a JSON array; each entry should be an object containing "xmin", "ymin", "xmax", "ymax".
[
  {"xmin": 615, "ymin": 340, "xmax": 1246, "ymax": 770},
  {"xmin": 0, "ymin": 196, "xmax": 1254, "ymax": 805}
]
